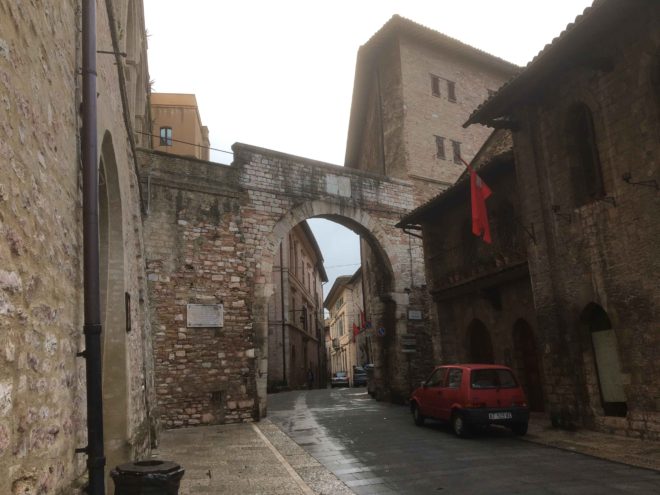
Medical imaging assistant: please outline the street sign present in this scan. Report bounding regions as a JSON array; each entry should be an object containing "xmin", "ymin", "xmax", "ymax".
[{"xmin": 377, "ymin": 327, "xmax": 386, "ymax": 337}]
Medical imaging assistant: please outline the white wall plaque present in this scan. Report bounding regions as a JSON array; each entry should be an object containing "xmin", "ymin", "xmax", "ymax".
[
  {"xmin": 408, "ymin": 310, "xmax": 422, "ymax": 320},
  {"xmin": 187, "ymin": 304, "xmax": 224, "ymax": 328}
]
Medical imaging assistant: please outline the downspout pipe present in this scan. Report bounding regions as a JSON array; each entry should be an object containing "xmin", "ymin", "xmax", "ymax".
[{"xmin": 82, "ymin": 0, "xmax": 106, "ymax": 493}]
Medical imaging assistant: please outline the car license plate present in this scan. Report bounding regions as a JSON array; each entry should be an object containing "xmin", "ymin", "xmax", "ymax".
[{"xmin": 488, "ymin": 412, "xmax": 512, "ymax": 420}]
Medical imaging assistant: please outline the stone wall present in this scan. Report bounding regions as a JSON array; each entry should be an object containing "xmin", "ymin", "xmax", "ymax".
[
  {"xmin": 0, "ymin": 0, "xmax": 154, "ymax": 492},
  {"xmin": 510, "ymin": 5, "xmax": 660, "ymax": 438}
]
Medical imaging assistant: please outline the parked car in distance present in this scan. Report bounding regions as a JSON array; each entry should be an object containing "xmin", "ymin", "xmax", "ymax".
[
  {"xmin": 409, "ymin": 364, "xmax": 529, "ymax": 437},
  {"xmin": 352, "ymin": 366, "xmax": 368, "ymax": 387},
  {"xmin": 331, "ymin": 371, "xmax": 349, "ymax": 388}
]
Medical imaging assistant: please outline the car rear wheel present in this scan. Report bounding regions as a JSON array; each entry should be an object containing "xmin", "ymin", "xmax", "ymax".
[
  {"xmin": 451, "ymin": 412, "xmax": 469, "ymax": 438},
  {"xmin": 412, "ymin": 404, "xmax": 425, "ymax": 426},
  {"xmin": 511, "ymin": 422, "xmax": 528, "ymax": 436}
]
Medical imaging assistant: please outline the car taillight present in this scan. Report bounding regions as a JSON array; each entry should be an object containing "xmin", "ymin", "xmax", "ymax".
[
  {"xmin": 512, "ymin": 400, "xmax": 528, "ymax": 407},
  {"xmin": 465, "ymin": 402, "xmax": 487, "ymax": 408}
]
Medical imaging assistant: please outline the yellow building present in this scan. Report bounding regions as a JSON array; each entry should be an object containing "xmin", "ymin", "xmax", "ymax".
[
  {"xmin": 150, "ymin": 92, "xmax": 210, "ymax": 160},
  {"xmin": 325, "ymin": 268, "xmax": 370, "ymax": 384}
]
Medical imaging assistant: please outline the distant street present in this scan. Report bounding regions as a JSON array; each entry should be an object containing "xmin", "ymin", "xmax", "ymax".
[{"xmin": 268, "ymin": 388, "xmax": 660, "ymax": 495}]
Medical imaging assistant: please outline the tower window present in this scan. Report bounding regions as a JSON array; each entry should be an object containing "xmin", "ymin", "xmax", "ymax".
[
  {"xmin": 159, "ymin": 127, "xmax": 172, "ymax": 146},
  {"xmin": 447, "ymin": 80, "xmax": 456, "ymax": 102},
  {"xmin": 452, "ymin": 140, "xmax": 462, "ymax": 164},
  {"xmin": 435, "ymin": 135, "xmax": 446, "ymax": 159},
  {"xmin": 431, "ymin": 75, "xmax": 441, "ymax": 97}
]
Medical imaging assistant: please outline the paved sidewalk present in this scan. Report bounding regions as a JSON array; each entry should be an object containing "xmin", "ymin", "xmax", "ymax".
[
  {"xmin": 524, "ymin": 414, "xmax": 660, "ymax": 472},
  {"xmin": 153, "ymin": 414, "xmax": 659, "ymax": 494},
  {"xmin": 153, "ymin": 419, "xmax": 353, "ymax": 495}
]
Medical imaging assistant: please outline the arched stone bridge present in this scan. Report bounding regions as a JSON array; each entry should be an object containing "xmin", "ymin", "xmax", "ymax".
[{"xmin": 138, "ymin": 143, "xmax": 427, "ymax": 426}]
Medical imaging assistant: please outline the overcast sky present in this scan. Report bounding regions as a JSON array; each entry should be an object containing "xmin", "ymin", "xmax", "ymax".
[{"xmin": 143, "ymin": 0, "xmax": 594, "ymax": 297}]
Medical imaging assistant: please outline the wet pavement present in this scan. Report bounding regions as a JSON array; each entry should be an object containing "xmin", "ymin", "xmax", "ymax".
[
  {"xmin": 268, "ymin": 387, "xmax": 660, "ymax": 495},
  {"xmin": 153, "ymin": 419, "xmax": 352, "ymax": 495}
]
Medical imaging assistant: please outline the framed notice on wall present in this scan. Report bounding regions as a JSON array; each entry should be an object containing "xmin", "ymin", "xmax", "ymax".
[{"xmin": 187, "ymin": 304, "xmax": 224, "ymax": 328}]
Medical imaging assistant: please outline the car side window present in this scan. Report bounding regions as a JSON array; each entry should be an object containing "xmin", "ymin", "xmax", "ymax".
[
  {"xmin": 446, "ymin": 368, "xmax": 463, "ymax": 389},
  {"xmin": 426, "ymin": 368, "xmax": 447, "ymax": 387}
]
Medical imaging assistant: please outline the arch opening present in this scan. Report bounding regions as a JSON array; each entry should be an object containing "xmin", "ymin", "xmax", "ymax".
[
  {"xmin": 512, "ymin": 319, "xmax": 544, "ymax": 412},
  {"xmin": 99, "ymin": 132, "xmax": 129, "ymax": 484},
  {"xmin": 579, "ymin": 303, "xmax": 627, "ymax": 417},
  {"xmin": 466, "ymin": 319, "xmax": 494, "ymax": 364},
  {"xmin": 565, "ymin": 103, "xmax": 605, "ymax": 206},
  {"xmin": 256, "ymin": 203, "xmax": 399, "ymax": 416}
]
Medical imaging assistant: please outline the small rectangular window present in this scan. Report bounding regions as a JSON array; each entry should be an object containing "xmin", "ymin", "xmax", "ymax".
[
  {"xmin": 452, "ymin": 140, "xmax": 462, "ymax": 164},
  {"xmin": 447, "ymin": 80, "xmax": 456, "ymax": 102},
  {"xmin": 435, "ymin": 135, "xmax": 445, "ymax": 159},
  {"xmin": 159, "ymin": 127, "xmax": 172, "ymax": 146},
  {"xmin": 431, "ymin": 75, "xmax": 441, "ymax": 97}
]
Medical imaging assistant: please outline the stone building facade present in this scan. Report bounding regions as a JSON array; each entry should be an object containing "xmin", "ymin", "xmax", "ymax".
[
  {"xmin": 466, "ymin": 0, "xmax": 660, "ymax": 438},
  {"xmin": 398, "ymin": 131, "xmax": 545, "ymax": 412},
  {"xmin": 268, "ymin": 221, "xmax": 327, "ymax": 391},
  {"xmin": 0, "ymin": 0, "xmax": 155, "ymax": 492},
  {"xmin": 150, "ymin": 93, "xmax": 210, "ymax": 160},
  {"xmin": 344, "ymin": 15, "xmax": 519, "ymax": 400}
]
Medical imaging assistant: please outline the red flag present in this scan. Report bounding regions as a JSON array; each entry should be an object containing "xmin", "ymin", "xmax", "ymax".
[
  {"xmin": 352, "ymin": 323, "xmax": 359, "ymax": 342},
  {"xmin": 461, "ymin": 157, "xmax": 492, "ymax": 244}
]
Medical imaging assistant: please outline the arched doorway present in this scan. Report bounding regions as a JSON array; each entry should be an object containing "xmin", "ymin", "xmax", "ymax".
[
  {"xmin": 513, "ymin": 319, "xmax": 544, "ymax": 412},
  {"xmin": 466, "ymin": 319, "xmax": 494, "ymax": 363},
  {"xmin": 255, "ymin": 202, "xmax": 398, "ymax": 415},
  {"xmin": 99, "ymin": 133, "xmax": 129, "ymax": 481},
  {"xmin": 580, "ymin": 303, "xmax": 627, "ymax": 417}
]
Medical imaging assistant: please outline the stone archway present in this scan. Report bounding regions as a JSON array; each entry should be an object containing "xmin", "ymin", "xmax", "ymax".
[
  {"xmin": 99, "ymin": 132, "xmax": 129, "ymax": 482},
  {"xmin": 466, "ymin": 319, "xmax": 494, "ymax": 363},
  {"xmin": 253, "ymin": 200, "xmax": 402, "ymax": 416}
]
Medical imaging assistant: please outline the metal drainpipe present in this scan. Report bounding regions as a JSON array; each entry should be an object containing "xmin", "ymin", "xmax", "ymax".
[{"xmin": 82, "ymin": 0, "xmax": 106, "ymax": 493}]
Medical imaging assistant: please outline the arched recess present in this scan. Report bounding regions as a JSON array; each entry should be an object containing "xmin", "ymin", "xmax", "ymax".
[
  {"xmin": 565, "ymin": 102, "xmax": 605, "ymax": 206},
  {"xmin": 253, "ymin": 200, "xmax": 398, "ymax": 416},
  {"xmin": 512, "ymin": 319, "xmax": 544, "ymax": 412},
  {"xmin": 579, "ymin": 303, "xmax": 627, "ymax": 417},
  {"xmin": 466, "ymin": 319, "xmax": 494, "ymax": 363},
  {"xmin": 99, "ymin": 132, "xmax": 130, "ymax": 480}
]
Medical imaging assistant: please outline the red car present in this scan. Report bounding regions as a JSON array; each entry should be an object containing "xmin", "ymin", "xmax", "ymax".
[{"xmin": 410, "ymin": 364, "xmax": 529, "ymax": 437}]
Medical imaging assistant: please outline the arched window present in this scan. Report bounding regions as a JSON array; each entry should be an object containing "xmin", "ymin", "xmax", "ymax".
[
  {"xmin": 566, "ymin": 103, "xmax": 605, "ymax": 206},
  {"xmin": 512, "ymin": 319, "xmax": 544, "ymax": 412},
  {"xmin": 580, "ymin": 303, "xmax": 627, "ymax": 417}
]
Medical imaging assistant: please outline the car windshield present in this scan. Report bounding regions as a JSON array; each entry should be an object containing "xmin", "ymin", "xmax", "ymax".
[
  {"xmin": 470, "ymin": 369, "xmax": 518, "ymax": 389},
  {"xmin": 354, "ymin": 368, "xmax": 366, "ymax": 375},
  {"xmin": 335, "ymin": 372, "xmax": 347, "ymax": 377}
]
